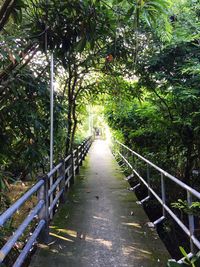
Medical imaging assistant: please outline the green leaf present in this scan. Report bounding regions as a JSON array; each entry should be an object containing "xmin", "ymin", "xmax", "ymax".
[
  {"xmin": 179, "ymin": 247, "xmax": 189, "ymax": 261},
  {"xmin": 167, "ymin": 260, "xmax": 182, "ymax": 267}
]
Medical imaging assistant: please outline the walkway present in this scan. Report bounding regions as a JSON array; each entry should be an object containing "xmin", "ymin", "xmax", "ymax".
[{"xmin": 30, "ymin": 140, "xmax": 169, "ymax": 267}]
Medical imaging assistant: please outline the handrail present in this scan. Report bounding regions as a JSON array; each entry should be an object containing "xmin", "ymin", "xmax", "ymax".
[
  {"xmin": 114, "ymin": 140, "xmax": 200, "ymax": 257},
  {"xmin": 47, "ymin": 162, "xmax": 63, "ymax": 179},
  {"xmin": 116, "ymin": 141, "xmax": 200, "ymax": 200},
  {"xmin": 0, "ymin": 201, "xmax": 44, "ymax": 262},
  {"xmin": 0, "ymin": 136, "xmax": 93, "ymax": 266},
  {"xmin": 0, "ymin": 180, "xmax": 44, "ymax": 227}
]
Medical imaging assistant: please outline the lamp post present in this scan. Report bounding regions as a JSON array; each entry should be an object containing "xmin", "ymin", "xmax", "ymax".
[
  {"xmin": 49, "ymin": 53, "xmax": 54, "ymax": 219},
  {"xmin": 50, "ymin": 53, "xmax": 54, "ymax": 170}
]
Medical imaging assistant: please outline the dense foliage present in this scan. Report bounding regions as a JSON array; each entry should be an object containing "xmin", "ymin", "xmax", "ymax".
[
  {"xmin": 0, "ymin": 0, "xmax": 172, "ymax": 183},
  {"xmin": 104, "ymin": 0, "xmax": 200, "ymax": 188},
  {"xmin": 0, "ymin": 0, "xmax": 200, "ymax": 262}
]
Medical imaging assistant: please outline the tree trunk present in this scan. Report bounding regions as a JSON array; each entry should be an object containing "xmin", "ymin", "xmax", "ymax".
[
  {"xmin": 65, "ymin": 92, "xmax": 73, "ymax": 156},
  {"xmin": 65, "ymin": 65, "xmax": 77, "ymax": 156},
  {"xmin": 70, "ymin": 99, "xmax": 78, "ymax": 152}
]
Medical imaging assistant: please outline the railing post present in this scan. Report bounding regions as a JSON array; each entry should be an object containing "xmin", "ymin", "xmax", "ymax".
[
  {"xmin": 147, "ymin": 164, "xmax": 150, "ymax": 197},
  {"xmin": 85, "ymin": 139, "xmax": 88, "ymax": 155},
  {"xmin": 37, "ymin": 175, "xmax": 49, "ymax": 243},
  {"xmin": 49, "ymin": 174, "xmax": 54, "ymax": 220},
  {"xmin": 86, "ymin": 139, "xmax": 89, "ymax": 153},
  {"xmin": 70, "ymin": 152, "xmax": 75, "ymax": 185},
  {"xmin": 59, "ymin": 160, "xmax": 66, "ymax": 203},
  {"xmin": 187, "ymin": 191, "xmax": 195, "ymax": 254},
  {"xmin": 79, "ymin": 145, "xmax": 83, "ymax": 166},
  {"xmin": 85, "ymin": 140, "xmax": 87, "ymax": 158},
  {"xmin": 134, "ymin": 153, "xmax": 137, "ymax": 172},
  {"xmin": 161, "ymin": 173, "xmax": 166, "ymax": 217},
  {"xmin": 82, "ymin": 141, "xmax": 86, "ymax": 160},
  {"xmin": 76, "ymin": 147, "xmax": 80, "ymax": 174},
  {"xmin": 65, "ymin": 157, "xmax": 70, "ymax": 189}
]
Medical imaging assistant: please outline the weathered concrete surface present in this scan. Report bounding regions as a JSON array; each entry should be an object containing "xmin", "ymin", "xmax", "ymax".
[{"xmin": 30, "ymin": 140, "xmax": 170, "ymax": 267}]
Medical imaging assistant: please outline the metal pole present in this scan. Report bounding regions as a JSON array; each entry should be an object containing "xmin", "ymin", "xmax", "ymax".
[
  {"xmin": 50, "ymin": 53, "xmax": 54, "ymax": 170},
  {"xmin": 187, "ymin": 191, "xmax": 195, "ymax": 254},
  {"xmin": 49, "ymin": 53, "xmax": 54, "ymax": 219},
  {"xmin": 38, "ymin": 175, "xmax": 49, "ymax": 243},
  {"xmin": 161, "ymin": 173, "xmax": 166, "ymax": 217},
  {"xmin": 147, "ymin": 164, "xmax": 150, "ymax": 197}
]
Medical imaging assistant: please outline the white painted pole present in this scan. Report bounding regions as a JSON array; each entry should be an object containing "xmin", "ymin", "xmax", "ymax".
[
  {"xmin": 50, "ymin": 53, "xmax": 54, "ymax": 170},
  {"xmin": 50, "ymin": 53, "xmax": 54, "ymax": 219}
]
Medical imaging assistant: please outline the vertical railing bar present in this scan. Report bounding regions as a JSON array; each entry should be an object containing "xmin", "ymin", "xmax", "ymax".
[
  {"xmin": 37, "ymin": 175, "xmax": 49, "ymax": 243},
  {"xmin": 70, "ymin": 152, "xmax": 75, "ymax": 185},
  {"xmin": 187, "ymin": 190, "xmax": 195, "ymax": 254},
  {"xmin": 161, "ymin": 173, "xmax": 166, "ymax": 217},
  {"xmin": 79, "ymin": 143, "xmax": 83, "ymax": 166},
  {"xmin": 147, "ymin": 164, "xmax": 150, "ymax": 197},
  {"xmin": 81, "ymin": 142, "xmax": 84, "ymax": 161},
  {"xmin": 132, "ymin": 152, "xmax": 135, "ymax": 173},
  {"xmin": 76, "ymin": 146, "xmax": 79, "ymax": 174},
  {"xmin": 59, "ymin": 160, "xmax": 66, "ymax": 203},
  {"xmin": 49, "ymin": 53, "xmax": 54, "ymax": 220},
  {"xmin": 65, "ymin": 156, "xmax": 70, "ymax": 188}
]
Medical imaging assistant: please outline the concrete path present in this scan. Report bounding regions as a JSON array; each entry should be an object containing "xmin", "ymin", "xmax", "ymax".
[{"xmin": 30, "ymin": 140, "xmax": 170, "ymax": 267}]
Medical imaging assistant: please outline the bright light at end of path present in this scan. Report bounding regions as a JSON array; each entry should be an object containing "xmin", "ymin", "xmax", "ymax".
[
  {"xmin": 105, "ymin": 125, "xmax": 112, "ymax": 145},
  {"xmin": 95, "ymin": 139, "xmax": 107, "ymax": 155}
]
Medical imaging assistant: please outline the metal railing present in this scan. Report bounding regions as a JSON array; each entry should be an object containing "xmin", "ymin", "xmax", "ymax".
[
  {"xmin": 0, "ymin": 136, "xmax": 93, "ymax": 267},
  {"xmin": 114, "ymin": 140, "xmax": 200, "ymax": 260}
]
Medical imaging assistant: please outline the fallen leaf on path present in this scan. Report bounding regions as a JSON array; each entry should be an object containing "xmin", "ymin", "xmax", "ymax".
[
  {"xmin": 48, "ymin": 241, "xmax": 56, "ymax": 246},
  {"xmin": 77, "ymin": 232, "xmax": 85, "ymax": 239},
  {"xmin": 147, "ymin": 222, "xmax": 154, "ymax": 228},
  {"xmin": 72, "ymin": 200, "xmax": 79, "ymax": 203},
  {"xmin": 51, "ymin": 249, "xmax": 58, "ymax": 253}
]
